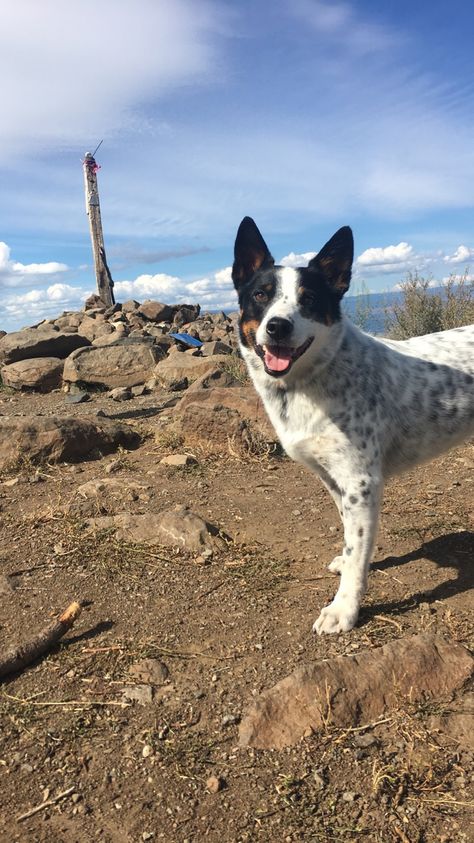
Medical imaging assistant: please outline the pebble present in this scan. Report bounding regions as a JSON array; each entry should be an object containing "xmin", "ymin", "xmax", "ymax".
[
  {"xmin": 142, "ymin": 744, "xmax": 153, "ymax": 758},
  {"xmin": 206, "ymin": 775, "xmax": 225, "ymax": 793},
  {"xmin": 353, "ymin": 732, "xmax": 377, "ymax": 748},
  {"xmin": 221, "ymin": 714, "xmax": 240, "ymax": 727},
  {"xmin": 342, "ymin": 791, "xmax": 356, "ymax": 802}
]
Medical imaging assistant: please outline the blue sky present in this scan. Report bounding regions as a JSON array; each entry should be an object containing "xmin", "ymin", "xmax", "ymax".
[{"xmin": 1, "ymin": 0, "xmax": 474, "ymax": 331}]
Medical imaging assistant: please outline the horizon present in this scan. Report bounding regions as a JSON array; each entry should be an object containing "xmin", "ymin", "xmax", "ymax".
[{"xmin": 1, "ymin": 0, "xmax": 474, "ymax": 332}]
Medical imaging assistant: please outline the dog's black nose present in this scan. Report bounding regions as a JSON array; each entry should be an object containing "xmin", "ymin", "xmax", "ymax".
[{"xmin": 266, "ymin": 317, "xmax": 293, "ymax": 341}]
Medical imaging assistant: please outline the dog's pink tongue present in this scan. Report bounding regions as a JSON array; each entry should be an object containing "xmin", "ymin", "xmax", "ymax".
[{"xmin": 264, "ymin": 348, "xmax": 292, "ymax": 372}]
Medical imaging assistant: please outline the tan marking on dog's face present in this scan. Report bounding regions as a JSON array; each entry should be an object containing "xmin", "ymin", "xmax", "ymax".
[{"xmin": 240, "ymin": 317, "xmax": 260, "ymax": 349}]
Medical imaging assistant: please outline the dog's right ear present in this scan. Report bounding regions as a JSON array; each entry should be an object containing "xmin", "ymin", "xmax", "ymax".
[{"xmin": 232, "ymin": 217, "xmax": 274, "ymax": 289}]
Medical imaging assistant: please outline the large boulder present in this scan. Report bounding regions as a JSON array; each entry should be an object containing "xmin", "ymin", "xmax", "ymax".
[
  {"xmin": 1, "ymin": 357, "xmax": 64, "ymax": 392},
  {"xmin": 154, "ymin": 353, "xmax": 232, "ymax": 388},
  {"xmin": 137, "ymin": 300, "xmax": 175, "ymax": 322},
  {"xmin": 63, "ymin": 338, "xmax": 164, "ymax": 388},
  {"xmin": 0, "ymin": 415, "xmax": 140, "ymax": 471},
  {"xmin": 0, "ymin": 328, "xmax": 90, "ymax": 364},
  {"xmin": 239, "ymin": 634, "xmax": 474, "ymax": 749},
  {"xmin": 177, "ymin": 386, "xmax": 274, "ymax": 439}
]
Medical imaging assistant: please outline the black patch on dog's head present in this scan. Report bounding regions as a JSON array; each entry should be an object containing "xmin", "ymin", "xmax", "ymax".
[
  {"xmin": 296, "ymin": 226, "xmax": 354, "ymax": 324},
  {"xmin": 233, "ymin": 217, "xmax": 277, "ymax": 349}
]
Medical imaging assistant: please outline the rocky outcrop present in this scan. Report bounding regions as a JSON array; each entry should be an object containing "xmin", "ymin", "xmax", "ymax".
[
  {"xmin": 239, "ymin": 634, "xmax": 474, "ymax": 749},
  {"xmin": 154, "ymin": 353, "xmax": 233, "ymax": 388},
  {"xmin": 63, "ymin": 338, "xmax": 164, "ymax": 388},
  {"xmin": 0, "ymin": 328, "xmax": 90, "ymax": 365},
  {"xmin": 1, "ymin": 357, "xmax": 64, "ymax": 392},
  {"xmin": 0, "ymin": 415, "xmax": 140, "ymax": 470}
]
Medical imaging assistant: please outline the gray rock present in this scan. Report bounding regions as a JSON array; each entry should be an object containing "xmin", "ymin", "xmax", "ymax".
[
  {"xmin": 87, "ymin": 504, "xmax": 226, "ymax": 552},
  {"xmin": 201, "ymin": 340, "xmax": 233, "ymax": 357},
  {"xmin": 0, "ymin": 329, "xmax": 90, "ymax": 365},
  {"xmin": 66, "ymin": 391, "xmax": 91, "ymax": 404},
  {"xmin": 63, "ymin": 338, "xmax": 164, "ymax": 389},
  {"xmin": 108, "ymin": 387, "xmax": 133, "ymax": 401},
  {"xmin": 1, "ymin": 357, "xmax": 64, "ymax": 392}
]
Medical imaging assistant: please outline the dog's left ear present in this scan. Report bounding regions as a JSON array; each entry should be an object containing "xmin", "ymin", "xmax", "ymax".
[
  {"xmin": 308, "ymin": 226, "xmax": 353, "ymax": 298},
  {"xmin": 232, "ymin": 217, "xmax": 274, "ymax": 289}
]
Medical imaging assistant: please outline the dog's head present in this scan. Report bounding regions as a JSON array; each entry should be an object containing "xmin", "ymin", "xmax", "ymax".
[{"xmin": 232, "ymin": 217, "xmax": 354, "ymax": 379}]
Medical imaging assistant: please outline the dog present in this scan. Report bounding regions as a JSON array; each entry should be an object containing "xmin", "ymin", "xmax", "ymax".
[{"xmin": 232, "ymin": 217, "xmax": 474, "ymax": 634}]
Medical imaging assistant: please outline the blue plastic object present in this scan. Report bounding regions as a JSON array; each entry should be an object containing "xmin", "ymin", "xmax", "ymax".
[{"xmin": 169, "ymin": 332, "xmax": 203, "ymax": 348}]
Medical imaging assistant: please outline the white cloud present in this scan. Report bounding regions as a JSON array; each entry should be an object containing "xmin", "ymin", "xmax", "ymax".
[
  {"xmin": 114, "ymin": 265, "xmax": 237, "ymax": 310},
  {"xmin": 290, "ymin": 0, "xmax": 400, "ymax": 55},
  {"xmin": 1, "ymin": 284, "xmax": 88, "ymax": 327},
  {"xmin": 0, "ymin": 241, "xmax": 68, "ymax": 288},
  {"xmin": 357, "ymin": 242, "xmax": 413, "ymax": 267},
  {"xmin": 0, "ymin": 0, "xmax": 228, "ymax": 159},
  {"xmin": 280, "ymin": 251, "xmax": 317, "ymax": 268},
  {"xmin": 443, "ymin": 245, "xmax": 474, "ymax": 264},
  {"xmin": 355, "ymin": 242, "xmax": 420, "ymax": 275}
]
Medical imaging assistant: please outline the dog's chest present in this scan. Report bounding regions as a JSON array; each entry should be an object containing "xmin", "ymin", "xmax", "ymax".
[{"xmin": 257, "ymin": 379, "xmax": 338, "ymax": 460}]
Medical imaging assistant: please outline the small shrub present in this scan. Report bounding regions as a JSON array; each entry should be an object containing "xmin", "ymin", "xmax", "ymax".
[{"xmin": 385, "ymin": 271, "xmax": 474, "ymax": 339}]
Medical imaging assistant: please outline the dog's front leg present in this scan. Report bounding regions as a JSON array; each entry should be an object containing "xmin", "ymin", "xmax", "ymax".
[{"xmin": 313, "ymin": 479, "xmax": 382, "ymax": 634}]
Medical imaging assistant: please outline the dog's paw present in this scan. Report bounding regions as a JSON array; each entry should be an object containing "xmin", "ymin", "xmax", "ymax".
[
  {"xmin": 312, "ymin": 599, "xmax": 359, "ymax": 635},
  {"xmin": 327, "ymin": 555, "xmax": 344, "ymax": 574}
]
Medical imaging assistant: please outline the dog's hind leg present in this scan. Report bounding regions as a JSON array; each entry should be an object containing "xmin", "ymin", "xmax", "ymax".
[{"xmin": 313, "ymin": 477, "xmax": 383, "ymax": 634}]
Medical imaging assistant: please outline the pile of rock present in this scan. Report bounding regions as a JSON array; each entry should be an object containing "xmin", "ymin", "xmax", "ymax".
[{"xmin": 0, "ymin": 295, "xmax": 239, "ymax": 394}]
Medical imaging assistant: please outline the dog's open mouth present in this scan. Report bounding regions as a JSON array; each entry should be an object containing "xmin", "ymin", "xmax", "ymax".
[{"xmin": 257, "ymin": 337, "xmax": 314, "ymax": 377}]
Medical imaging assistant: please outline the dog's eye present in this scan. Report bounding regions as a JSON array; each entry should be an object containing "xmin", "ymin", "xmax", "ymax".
[
  {"xmin": 253, "ymin": 289, "xmax": 268, "ymax": 303},
  {"xmin": 300, "ymin": 290, "xmax": 316, "ymax": 306}
]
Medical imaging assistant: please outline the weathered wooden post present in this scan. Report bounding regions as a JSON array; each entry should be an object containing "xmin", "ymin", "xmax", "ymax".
[{"xmin": 83, "ymin": 151, "xmax": 115, "ymax": 307}]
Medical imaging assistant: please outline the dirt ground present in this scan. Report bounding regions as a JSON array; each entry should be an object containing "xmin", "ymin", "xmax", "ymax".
[{"xmin": 0, "ymin": 384, "xmax": 473, "ymax": 843}]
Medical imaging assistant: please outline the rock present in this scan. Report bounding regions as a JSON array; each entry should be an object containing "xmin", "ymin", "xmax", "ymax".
[
  {"xmin": 121, "ymin": 299, "xmax": 140, "ymax": 313},
  {"xmin": 160, "ymin": 454, "xmax": 197, "ymax": 467},
  {"xmin": 206, "ymin": 776, "xmax": 225, "ymax": 794},
  {"xmin": 63, "ymin": 338, "xmax": 163, "ymax": 389},
  {"xmin": 65, "ymin": 390, "xmax": 91, "ymax": 404},
  {"xmin": 79, "ymin": 315, "xmax": 115, "ymax": 342},
  {"xmin": 184, "ymin": 367, "xmax": 239, "ymax": 392},
  {"xmin": 0, "ymin": 416, "xmax": 140, "ymax": 471},
  {"xmin": 122, "ymin": 684, "xmax": 154, "ymax": 705},
  {"xmin": 154, "ymin": 354, "xmax": 232, "ymax": 388},
  {"xmin": 138, "ymin": 300, "xmax": 175, "ymax": 322},
  {"xmin": 179, "ymin": 403, "xmax": 249, "ymax": 449},
  {"xmin": 173, "ymin": 304, "xmax": 200, "ymax": 327},
  {"xmin": 0, "ymin": 574, "xmax": 15, "ymax": 595},
  {"xmin": 238, "ymin": 634, "xmax": 474, "ymax": 749},
  {"xmin": 221, "ymin": 714, "xmax": 240, "ymax": 727},
  {"xmin": 108, "ymin": 387, "xmax": 133, "ymax": 401},
  {"xmin": 68, "ymin": 477, "xmax": 151, "ymax": 516},
  {"xmin": 128, "ymin": 659, "xmax": 169, "ymax": 685},
  {"xmin": 1, "ymin": 357, "xmax": 64, "ymax": 392},
  {"xmin": 84, "ymin": 293, "xmax": 103, "ymax": 309},
  {"xmin": 87, "ymin": 504, "xmax": 226, "ymax": 552},
  {"xmin": 201, "ymin": 340, "xmax": 233, "ymax": 357},
  {"xmin": 0, "ymin": 328, "xmax": 90, "ymax": 365}
]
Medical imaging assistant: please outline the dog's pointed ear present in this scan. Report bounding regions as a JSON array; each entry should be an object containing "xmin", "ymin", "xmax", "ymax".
[
  {"xmin": 308, "ymin": 226, "xmax": 354, "ymax": 298},
  {"xmin": 232, "ymin": 217, "xmax": 274, "ymax": 289}
]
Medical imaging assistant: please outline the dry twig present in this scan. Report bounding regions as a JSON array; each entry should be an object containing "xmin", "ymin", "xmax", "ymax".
[
  {"xmin": 0, "ymin": 601, "xmax": 82, "ymax": 680},
  {"xmin": 17, "ymin": 786, "xmax": 76, "ymax": 822}
]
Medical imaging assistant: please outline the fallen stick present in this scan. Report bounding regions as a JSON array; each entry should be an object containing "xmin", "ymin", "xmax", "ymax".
[
  {"xmin": 0, "ymin": 601, "xmax": 82, "ymax": 680},
  {"xmin": 17, "ymin": 785, "xmax": 76, "ymax": 822}
]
